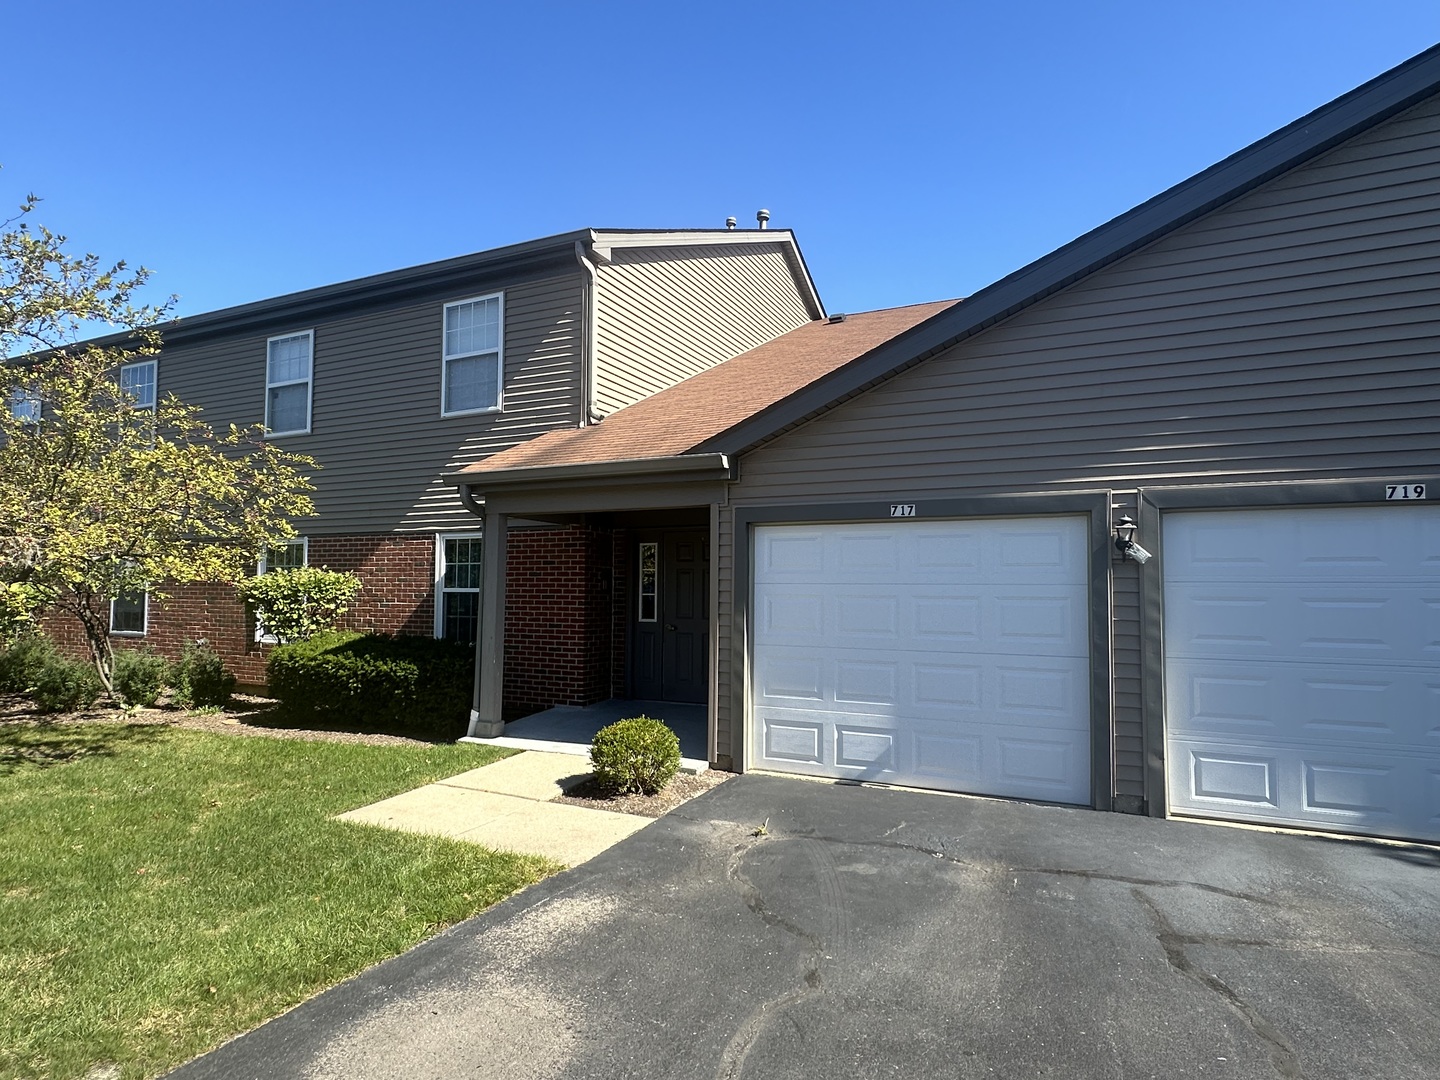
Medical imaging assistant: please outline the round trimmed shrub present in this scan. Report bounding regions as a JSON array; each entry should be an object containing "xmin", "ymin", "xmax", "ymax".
[
  {"xmin": 113, "ymin": 647, "xmax": 170, "ymax": 708},
  {"xmin": 589, "ymin": 715, "xmax": 681, "ymax": 796}
]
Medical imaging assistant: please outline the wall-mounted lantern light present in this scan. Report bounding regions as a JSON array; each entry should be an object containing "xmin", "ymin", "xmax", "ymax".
[{"xmin": 1113, "ymin": 515, "xmax": 1153, "ymax": 564}]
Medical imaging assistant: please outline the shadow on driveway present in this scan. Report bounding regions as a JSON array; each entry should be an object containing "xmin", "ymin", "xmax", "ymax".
[{"xmin": 168, "ymin": 773, "xmax": 1440, "ymax": 1080}]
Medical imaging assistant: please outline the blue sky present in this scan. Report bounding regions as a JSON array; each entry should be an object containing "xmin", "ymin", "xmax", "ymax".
[{"xmin": 4, "ymin": 2, "xmax": 1439, "ymax": 321}]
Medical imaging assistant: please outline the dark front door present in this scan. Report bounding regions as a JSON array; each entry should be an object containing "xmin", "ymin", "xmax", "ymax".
[{"xmin": 631, "ymin": 531, "xmax": 709, "ymax": 703}]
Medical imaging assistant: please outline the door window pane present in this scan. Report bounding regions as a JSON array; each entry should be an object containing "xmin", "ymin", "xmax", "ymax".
[{"xmin": 638, "ymin": 542, "xmax": 658, "ymax": 622}]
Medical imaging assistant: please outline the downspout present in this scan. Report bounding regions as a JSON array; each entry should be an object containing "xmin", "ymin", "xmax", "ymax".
[
  {"xmin": 457, "ymin": 484, "xmax": 485, "ymax": 518},
  {"xmin": 457, "ymin": 482, "xmax": 487, "ymax": 740},
  {"xmin": 574, "ymin": 240, "xmax": 601, "ymax": 426}
]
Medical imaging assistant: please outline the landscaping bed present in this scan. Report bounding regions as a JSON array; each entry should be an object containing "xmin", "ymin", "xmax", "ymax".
[{"xmin": 556, "ymin": 770, "xmax": 731, "ymax": 818}]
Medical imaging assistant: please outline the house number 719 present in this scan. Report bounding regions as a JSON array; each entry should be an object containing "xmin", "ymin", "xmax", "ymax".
[{"xmin": 1385, "ymin": 484, "xmax": 1426, "ymax": 500}]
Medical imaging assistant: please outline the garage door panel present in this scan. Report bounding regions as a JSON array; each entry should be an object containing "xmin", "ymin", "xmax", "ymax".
[
  {"xmin": 756, "ymin": 523, "xmax": 1086, "ymax": 585},
  {"xmin": 756, "ymin": 586, "xmax": 1088, "ymax": 656},
  {"xmin": 1170, "ymin": 738, "xmax": 1424, "ymax": 831},
  {"xmin": 1165, "ymin": 505, "xmax": 1440, "ymax": 581},
  {"xmin": 754, "ymin": 706, "xmax": 1089, "ymax": 802},
  {"xmin": 752, "ymin": 517, "xmax": 1092, "ymax": 803},
  {"xmin": 755, "ymin": 647, "xmax": 1088, "ymax": 730},
  {"xmin": 1169, "ymin": 658, "xmax": 1436, "ymax": 746},
  {"xmin": 1166, "ymin": 584, "xmax": 1437, "ymax": 664},
  {"xmin": 1165, "ymin": 506, "xmax": 1440, "ymax": 842}
]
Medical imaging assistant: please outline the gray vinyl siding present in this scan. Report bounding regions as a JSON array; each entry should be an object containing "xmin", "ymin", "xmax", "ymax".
[
  {"xmin": 593, "ymin": 243, "xmax": 813, "ymax": 416},
  {"xmin": 714, "ymin": 92, "xmax": 1440, "ymax": 794},
  {"xmin": 156, "ymin": 272, "xmax": 584, "ymax": 534}
]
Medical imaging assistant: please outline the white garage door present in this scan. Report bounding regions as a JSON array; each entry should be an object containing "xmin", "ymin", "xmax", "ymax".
[
  {"xmin": 1164, "ymin": 505, "xmax": 1440, "ymax": 842},
  {"xmin": 750, "ymin": 518, "xmax": 1092, "ymax": 803}
]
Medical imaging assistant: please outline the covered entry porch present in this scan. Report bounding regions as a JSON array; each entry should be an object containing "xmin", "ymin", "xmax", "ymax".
[{"xmin": 453, "ymin": 454, "xmax": 733, "ymax": 769}]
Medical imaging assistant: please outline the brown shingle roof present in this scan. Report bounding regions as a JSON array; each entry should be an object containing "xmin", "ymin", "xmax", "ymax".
[{"xmin": 455, "ymin": 299, "xmax": 957, "ymax": 477}]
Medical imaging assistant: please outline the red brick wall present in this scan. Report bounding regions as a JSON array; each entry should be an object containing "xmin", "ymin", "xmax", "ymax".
[
  {"xmin": 502, "ymin": 524, "xmax": 617, "ymax": 719},
  {"xmin": 40, "ymin": 527, "xmax": 626, "ymax": 718},
  {"xmin": 41, "ymin": 533, "xmax": 443, "ymax": 688}
]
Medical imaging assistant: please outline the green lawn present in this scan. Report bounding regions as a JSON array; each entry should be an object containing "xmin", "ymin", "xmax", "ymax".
[{"xmin": 0, "ymin": 723, "xmax": 558, "ymax": 1080}]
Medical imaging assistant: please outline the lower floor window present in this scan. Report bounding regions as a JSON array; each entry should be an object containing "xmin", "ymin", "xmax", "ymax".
[
  {"xmin": 255, "ymin": 537, "xmax": 309, "ymax": 642},
  {"xmin": 436, "ymin": 534, "xmax": 482, "ymax": 643},
  {"xmin": 110, "ymin": 590, "xmax": 147, "ymax": 635}
]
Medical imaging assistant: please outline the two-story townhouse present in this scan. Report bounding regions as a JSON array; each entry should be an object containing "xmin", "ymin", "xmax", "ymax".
[{"xmin": 35, "ymin": 227, "xmax": 823, "ymax": 704}]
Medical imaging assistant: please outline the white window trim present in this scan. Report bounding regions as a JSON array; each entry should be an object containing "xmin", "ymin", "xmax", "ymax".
[
  {"xmin": 434, "ymin": 532, "xmax": 483, "ymax": 639},
  {"xmin": 440, "ymin": 293, "xmax": 504, "ymax": 418},
  {"xmin": 265, "ymin": 329, "xmax": 314, "ymax": 437},
  {"xmin": 8, "ymin": 388, "xmax": 41, "ymax": 424},
  {"xmin": 254, "ymin": 537, "xmax": 309, "ymax": 643},
  {"xmin": 119, "ymin": 358, "xmax": 158, "ymax": 410},
  {"xmin": 109, "ymin": 591, "xmax": 148, "ymax": 637}
]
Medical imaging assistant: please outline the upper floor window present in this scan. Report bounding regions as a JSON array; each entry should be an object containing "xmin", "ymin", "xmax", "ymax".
[
  {"xmin": 266, "ymin": 331, "xmax": 313, "ymax": 436},
  {"xmin": 119, "ymin": 359, "xmax": 157, "ymax": 410},
  {"xmin": 8, "ymin": 388, "xmax": 41, "ymax": 424},
  {"xmin": 441, "ymin": 294, "xmax": 503, "ymax": 416}
]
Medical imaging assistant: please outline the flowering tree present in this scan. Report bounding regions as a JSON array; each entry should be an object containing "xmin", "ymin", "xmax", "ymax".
[{"xmin": 1, "ymin": 186, "xmax": 316, "ymax": 691}]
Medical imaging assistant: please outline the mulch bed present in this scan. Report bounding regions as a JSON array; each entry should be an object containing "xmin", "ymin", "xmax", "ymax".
[{"xmin": 554, "ymin": 771, "xmax": 731, "ymax": 818}]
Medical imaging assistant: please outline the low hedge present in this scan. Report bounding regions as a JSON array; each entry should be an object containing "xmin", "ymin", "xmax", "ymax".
[{"xmin": 266, "ymin": 631, "xmax": 472, "ymax": 737}]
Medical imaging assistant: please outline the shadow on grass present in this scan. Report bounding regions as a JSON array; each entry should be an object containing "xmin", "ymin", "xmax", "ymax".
[{"xmin": 0, "ymin": 720, "xmax": 169, "ymax": 777}]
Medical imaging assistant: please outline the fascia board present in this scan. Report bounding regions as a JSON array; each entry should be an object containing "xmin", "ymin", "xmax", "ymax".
[
  {"xmin": 48, "ymin": 230, "xmax": 596, "ymax": 353},
  {"xmin": 447, "ymin": 452, "xmax": 734, "ymax": 496}
]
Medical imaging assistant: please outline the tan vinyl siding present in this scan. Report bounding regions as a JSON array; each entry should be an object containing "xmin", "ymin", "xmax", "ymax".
[
  {"xmin": 593, "ymin": 243, "xmax": 812, "ymax": 416},
  {"xmin": 157, "ymin": 272, "xmax": 584, "ymax": 534},
  {"xmin": 715, "ymin": 92, "xmax": 1440, "ymax": 792}
]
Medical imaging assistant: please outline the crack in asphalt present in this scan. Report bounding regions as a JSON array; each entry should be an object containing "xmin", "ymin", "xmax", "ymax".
[
  {"xmin": 686, "ymin": 820, "xmax": 1279, "ymax": 906},
  {"xmin": 1007, "ymin": 865, "xmax": 1278, "ymax": 906},
  {"xmin": 714, "ymin": 834, "xmax": 827, "ymax": 1080},
  {"xmin": 1134, "ymin": 888, "xmax": 1303, "ymax": 1080}
]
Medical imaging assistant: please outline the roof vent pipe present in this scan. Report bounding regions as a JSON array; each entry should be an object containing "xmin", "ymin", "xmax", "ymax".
[
  {"xmin": 725, "ymin": 216, "xmax": 737, "ymax": 230},
  {"xmin": 756, "ymin": 208, "xmax": 770, "ymax": 229}
]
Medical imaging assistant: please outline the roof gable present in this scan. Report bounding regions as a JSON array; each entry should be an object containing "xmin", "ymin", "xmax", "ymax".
[
  {"xmin": 704, "ymin": 44, "xmax": 1440, "ymax": 457},
  {"xmin": 453, "ymin": 300, "xmax": 956, "ymax": 480}
]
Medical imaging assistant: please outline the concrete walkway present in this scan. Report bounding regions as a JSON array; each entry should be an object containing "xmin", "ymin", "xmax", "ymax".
[
  {"xmin": 337, "ymin": 751, "xmax": 651, "ymax": 866},
  {"xmin": 465, "ymin": 698, "xmax": 708, "ymax": 773}
]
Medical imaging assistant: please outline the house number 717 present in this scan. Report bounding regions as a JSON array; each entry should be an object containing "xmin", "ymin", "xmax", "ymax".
[{"xmin": 890, "ymin": 504, "xmax": 917, "ymax": 517}]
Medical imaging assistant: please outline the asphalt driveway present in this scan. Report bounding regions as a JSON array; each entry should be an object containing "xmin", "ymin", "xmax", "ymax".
[{"xmin": 169, "ymin": 773, "xmax": 1440, "ymax": 1079}]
